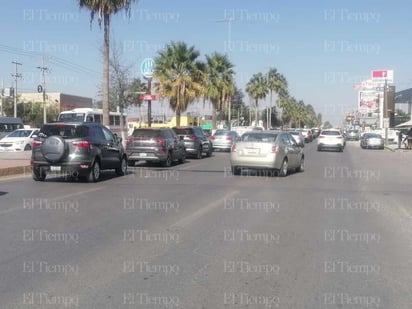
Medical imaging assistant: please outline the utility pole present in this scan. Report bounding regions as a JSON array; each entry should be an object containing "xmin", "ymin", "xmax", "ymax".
[
  {"xmin": 11, "ymin": 61, "xmax": 22, "ymax": 118},
  {"xmin": 37, "ymin": 57, "xmax": 49, "ymax": 124}
]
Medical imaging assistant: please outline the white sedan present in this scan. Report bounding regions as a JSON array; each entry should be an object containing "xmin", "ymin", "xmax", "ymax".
[{"xmin": 0, "ymin": 128, "xmax": 40, "ymax": 151}]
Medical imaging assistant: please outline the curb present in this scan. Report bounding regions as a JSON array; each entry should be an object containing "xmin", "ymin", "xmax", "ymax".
[{"xmin": 0, "ymin": 165, "xmax": 32, "ymax": 178}]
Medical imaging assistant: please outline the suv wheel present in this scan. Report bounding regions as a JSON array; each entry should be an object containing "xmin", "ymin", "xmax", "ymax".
[
  {"xmin": 195, "ymin": 146, "xmax": 202, "ymax": 159},
  {"xmin": 32, "ymin": 168, "xmax": 46, "ymax": 181},
  {"xmin": 24, "ymin": 144, "xmax": 31, "ymax": 151},
  {"xmin": 162, "ymin": 152, "xmax": 172, "ymax": 167},
  {"xmin": 116, "ymin": 156, "xmax": 127, "ymax": 176},
  {"xmin": 88, "ymin": 160, "xmax": 101, "ymax": 182},
  {"xmin": 206, "ymin": 144, "xmax": 213, "ymax": 157},
  {"xmin": 296, "ymin": 157, "xmax": 304, "ymax": 173},
  {"xmin": 178, "ymin": 151, "xmax": 186, "ymax": 164}
]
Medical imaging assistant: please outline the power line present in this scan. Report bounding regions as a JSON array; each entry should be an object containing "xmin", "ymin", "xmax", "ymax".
[{"xmin": 0, "ymin": 44, "xmax": 99, "ymax": 77}]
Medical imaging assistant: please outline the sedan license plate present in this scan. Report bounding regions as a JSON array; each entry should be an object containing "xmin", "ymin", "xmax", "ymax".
[
  {"xmin": 246, "ymin": 148, "xmax": 259, "ymax": 155},
  {"xmin": 139, "ymin": 153, "xmax": 147, "ymax": 157},
  {"xmin": 50, "ymin": 166, "xmax": 61, "ymax": 172}
]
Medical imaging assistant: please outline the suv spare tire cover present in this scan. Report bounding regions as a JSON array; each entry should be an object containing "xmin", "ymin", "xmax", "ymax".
[{"xmin": 41, "ymin": 136, "xmax": 66, "ymax": 162}]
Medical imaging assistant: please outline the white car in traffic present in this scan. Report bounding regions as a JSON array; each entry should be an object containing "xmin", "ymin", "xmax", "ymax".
[{"xmin": 0, "ymin": 128, "xmax": 40, "ymax": 151}]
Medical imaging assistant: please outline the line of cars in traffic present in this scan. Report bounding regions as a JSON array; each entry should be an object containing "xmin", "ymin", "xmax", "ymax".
[{"xmin": 25, "ymin": 120, "xmax": 386, "ymax": 182}]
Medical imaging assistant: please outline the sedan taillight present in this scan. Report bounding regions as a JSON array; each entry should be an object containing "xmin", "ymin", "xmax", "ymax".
[{"xmin": 271, "ymin": 146, "xmax": 279, "ymax": 153}]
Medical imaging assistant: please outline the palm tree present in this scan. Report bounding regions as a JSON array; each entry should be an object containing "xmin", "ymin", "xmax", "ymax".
[
  {"xmin": 245, "ymin": 73, "xmax": 268, "ymax": 125},
  {"xmin": 204, "ymin": 52, "xmax": 235, "ymax": 129},
  {"xmin": 127, "ymin": 78, "xmax": 148, "ymax": 127},
  {"xmin": 153, "ymin": 41, "xmax": 204, "ymax": 126},
  {"xmin": 78, "ymin": 0, "xmax": 137, "ymax": 126},
  {"xmin": 266, "ymin": 68, "xmax": 288, "ymax": 128}
]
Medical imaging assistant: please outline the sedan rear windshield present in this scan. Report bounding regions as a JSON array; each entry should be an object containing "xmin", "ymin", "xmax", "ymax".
[
  {"xmin": 39, "ymin": 125, "xmax": 89, "ymax": 138},
  {"xmin": 241, "ymin": 133, "xmax": 278, "ymax": 142},
  {"xmin": 132, "ymin": 129, "xmax": 162, "ymax": 138}
]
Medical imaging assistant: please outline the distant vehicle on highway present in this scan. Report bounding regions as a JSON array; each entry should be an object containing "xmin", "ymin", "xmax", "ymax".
[
  {"xmin": 126, "ymin": 127, "xmax": 186, "ymax": 167},
  {"xmin": 0, "ymin": 117, "xmax": 24, "ymax": 139},
  {"xmin": 210, "ymin": 130, "xmax": 239, "ymax": 152},
  {"xmin": 230, "ymin": 131, "xmax": 304, "ymax": 177},
  {"xmin": 0, "ymin": 128, "xmax": 39, "ymax": 151},
  {"xmin": 173, "ymin": 126, "xmax": 213, "ymax": 159},
  {"xmin": 346, "ymin": 129, "xmax": 360, "ymax": 141},
  {"xmin": 317, "ymin": 129, "xmax": 345, "ymax": 152},
  {"xmin": 360, "ymin": 133, "xmax": 384, "ymax": 149}
]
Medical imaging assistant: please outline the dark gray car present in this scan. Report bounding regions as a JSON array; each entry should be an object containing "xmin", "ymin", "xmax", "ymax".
[
  {"xmin": 172, "ymin": 126, "xmax": 213, "ymax": 159},
  {"xmin": 126, "ymin": 128, "xmax": 186, "ymax": 167},
  {"xmin": 31, "ymin": 122, "xmax": 127, "ymax": 182}
]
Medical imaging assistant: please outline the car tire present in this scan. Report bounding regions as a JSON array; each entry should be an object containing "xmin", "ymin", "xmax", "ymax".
[
  {"xmin": 178, "ymin": 151, "xmax": 186, "ymax": 164},
  {"xmin": 162, "ymin": 152, "xmax": 172, "ymax": 167},
  {"xmin": 87, "ymin": 160, "xmax": 101, "ymax": 182},
  {"xmin": 339, "ymin": 146, "xmax": 343, "ymax": 152},
  {"xmin": 195, "ymin": 146, "xmax": 202, "ymax": 159},
  {"xmin": 317, "ymin": 146, "xmax": 322, "ymax": 151},
  {"xmin": 279, "ymin": 159, "xmax": 288, "ymax": 177},
  {"xmin": 32, "ymin": 168, "xmax": 46, "ymax": 181},
  {"xmin": 116, "ymin": 156, "xmax": 127, "ymax": 176},
  {"xmin": 231, "ymin": 166, "xmax": 241, "ymax": 176},
  {"xmin": 24, "ymin": 144, "xmax": 31, "ymax": 151},
  {"xmin": 206, "ymin": 145, "xmax": 213, "ymax": 157},
  {"xmin": 296, "ymin": 157, "xmax": 304, "ymax": 173}
]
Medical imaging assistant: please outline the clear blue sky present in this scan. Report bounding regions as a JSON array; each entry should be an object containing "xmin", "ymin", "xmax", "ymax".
[{"xmin": 1, "ymin": 0, "xmax": 411, "ymax": 126}]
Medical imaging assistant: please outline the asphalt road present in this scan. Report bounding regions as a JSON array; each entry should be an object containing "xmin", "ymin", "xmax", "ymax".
[{"xmin": 1, "ymin": 141, "xmax": 412, "ymax": 308}]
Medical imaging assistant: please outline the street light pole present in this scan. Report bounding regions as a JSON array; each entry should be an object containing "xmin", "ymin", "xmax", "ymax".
[
  {"xmin": 11, "ymin": 61, "xmax": 22, "ymax": 118},
  {"xmin": 37, "ymin": 57, "xmax": 49, "ymax": 124}
]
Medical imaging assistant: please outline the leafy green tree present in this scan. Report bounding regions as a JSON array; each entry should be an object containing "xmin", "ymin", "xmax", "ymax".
[
  {"xmin": 246, "ymin": 73, "xmax": 268, "ymax": 125},
  {"xmin": 153, "ymin": 41, "xmax": 204, "ymax": 126},
  {"xmin": 78, "ymin": 0, "xmax": 137, "ymax": 127}
]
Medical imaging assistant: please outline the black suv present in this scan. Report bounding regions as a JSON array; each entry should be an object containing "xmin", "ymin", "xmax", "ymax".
[
  {"xmin": 31, "ymin": 122, "xmax": 127, "ymax": 182},
  {"xmin": 126, "ymin": 128, "xmax": 186, "ymax": 167},
  {"xmin": 172, "ymin": 126, "xmax": 213, "ymax": 159}
]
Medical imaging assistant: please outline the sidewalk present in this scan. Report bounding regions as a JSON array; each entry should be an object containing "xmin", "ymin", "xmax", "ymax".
[{"xmin": 0, "ymin": 151, "xmax": 31, "ymax": 177}]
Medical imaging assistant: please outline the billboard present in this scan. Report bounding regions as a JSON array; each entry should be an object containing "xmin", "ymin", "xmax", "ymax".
[{"xmin": 358, "ymin": 90, "xmax": 380, "ymax": 114}]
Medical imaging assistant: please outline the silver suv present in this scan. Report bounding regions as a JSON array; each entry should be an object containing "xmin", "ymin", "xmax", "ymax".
[{"xmin": 172, "ymin": 126, "xmax": 213, "ymax": 159}]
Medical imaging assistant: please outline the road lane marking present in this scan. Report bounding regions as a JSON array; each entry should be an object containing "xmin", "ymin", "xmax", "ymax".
[{"xmin": 169, "ymin": 190, "xmax": 239, "ymax": 229}]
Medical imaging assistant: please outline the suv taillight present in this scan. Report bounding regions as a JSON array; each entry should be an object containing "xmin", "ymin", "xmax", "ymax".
[
  {"xmin": 226, "ymin": 137, "xmax": 233, "ymax": 141},
  {"xmin": 156, "ymin": 139, "xmax": 165, "ymax": 146},
  {"xmin": 72, "ymin": 140, "xmax": 91, "ymax": 148},
  {"xmin": 32, "ymin": 140, "xmax": 42, "ymax": 148},
  {"xmin": 189, "ymin": 135, "xmax": 197, "ymax": 140}
]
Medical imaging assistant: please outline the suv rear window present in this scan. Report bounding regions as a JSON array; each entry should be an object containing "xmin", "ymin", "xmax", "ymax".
[
  {"xmin": 322, "ymin": 130, "xmax": 340, "ymax": 136},
  {"xmin": 173, "ymin": 128, "xmax": 194, "ymax": 135},
  {"xmin": 132, "ymin": 129, "xmax": 162, "ymax": 138},
  {"xmin": 39, "ymin": 124, "xmax": 89, "ymax": 138}
]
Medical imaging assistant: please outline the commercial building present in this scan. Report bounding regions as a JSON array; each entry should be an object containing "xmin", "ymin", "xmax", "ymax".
[{"xmin": 19, "ymin": 92, "xmax": 92, "ymax": 111}]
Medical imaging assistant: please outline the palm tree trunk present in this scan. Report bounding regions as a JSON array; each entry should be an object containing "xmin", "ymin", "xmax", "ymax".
[
  {"xmin": 176, "ymin": 110, "xmax": 181, "ymax": 127},
  {"xmin": 255, "ymin": 99, "xmax": 258, "ymax": 126},
  {"xmin": 212, "ymin": 106, "xmax": 217, "ymax": 130},
  {"xmin": 102, "ymin": 13, "xmax": 110, "ymax": 127}
]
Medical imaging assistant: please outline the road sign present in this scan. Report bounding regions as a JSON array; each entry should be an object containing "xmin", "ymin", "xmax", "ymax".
[
  {"xmin": 140, "ymin": 58, "xmax": 154, "ymax": 78},
  {"xmin": 140, "ymin": 94, "xmax": 156, "ymax": 101},
  {"xmin": 37, "ymin": 85, "xmax": 43, "ymax": 93},
  {"xmin": 371, "ymin": 70, "xmax": 394, "ymax": 83}
]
